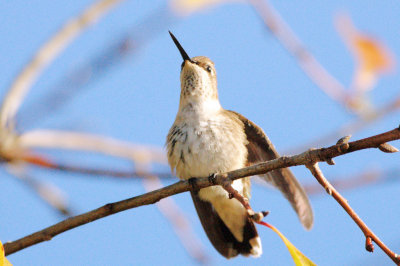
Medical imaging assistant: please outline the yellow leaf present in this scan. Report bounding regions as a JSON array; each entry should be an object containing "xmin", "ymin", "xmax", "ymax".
[
  {"xmin": 259, "ymin": 221, "xmax": 316, "ymax": 266},
  {"xmin": 0, "ymin": 241, "xmax": 13, "ymax": 266},
  {"xmin": 169, "ymin": 0, "xmax": 243, "ymax": 16}
]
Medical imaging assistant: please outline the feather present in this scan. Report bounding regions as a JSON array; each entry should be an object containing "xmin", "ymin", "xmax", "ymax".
[
  {"xmin": 191, "ymin": 191, "xmax": 259, "ymax": 258},
  {"xmin": 226, "ymin": 110, "xmax": 314, "ymax": 230}
]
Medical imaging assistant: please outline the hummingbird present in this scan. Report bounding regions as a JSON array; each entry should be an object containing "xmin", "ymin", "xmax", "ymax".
[{"xmin": 166, "ymin": 31, "xmax": 313, "ymax": 258}]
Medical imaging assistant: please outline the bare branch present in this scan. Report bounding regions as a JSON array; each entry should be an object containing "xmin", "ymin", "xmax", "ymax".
[
  {"xmin": 218, "ymin": 177, "xmax": 268, "ymax": 222},
  {"xmin": 4, "ymin": 177, "xmax": 191, "ymax": 256},
  {"xmin": 249, "ymin": 0, "xmax": 348, "ymax": 105},
  {"xmin": 303, "ymin": 168, "xmax": 381, "ymax": 195},
  {"xmin": 0, "ymin": 0, "xmax": 123, "ymax": 129},
  {"xmin": 305, "ymin": 163, "xmax": 399, "ymax": 264},
  {"xmin": 20, "ymin": 5, "xmax": 175, "ymax": 128},
  {"xmin": 4, "ymin": 127, "xmax": 400, "ymax": 260},
  {"xmin": 142, "ymin": 176, "xmax": 208, "ymax": 263},
  {"xmin": 286, "ymin": 93, "xmax": 400, "ymax": 154},
  {"xmin": 6, "ymin": 164, "xmax": 71, "ymax": 216},
  {"xmin": 31, "ymin": 161, "xmax": 173, "ymax": 179},
  {"xmin": 19, "ymin": 130, "xmax": 167, "ymax": 165}
]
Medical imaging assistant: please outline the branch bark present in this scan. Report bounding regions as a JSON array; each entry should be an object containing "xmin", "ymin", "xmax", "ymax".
[
  {"xmin": 4, "ymin": 127, "xmax": 400, "ymax": 262},
  {"xmin": 305, "ymin": 163, "xmax": 399, "ymax": 264}
]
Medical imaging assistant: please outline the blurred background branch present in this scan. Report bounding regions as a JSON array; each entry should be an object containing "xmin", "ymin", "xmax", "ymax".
[{"xmin": 1, "ymin": 0, "xmax": 399, "ymax": 265}]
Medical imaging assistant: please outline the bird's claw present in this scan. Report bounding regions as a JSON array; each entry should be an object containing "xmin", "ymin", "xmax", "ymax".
[{"xmin": 208, "ymin": 173, "xmax": 217, "ymax": 185}]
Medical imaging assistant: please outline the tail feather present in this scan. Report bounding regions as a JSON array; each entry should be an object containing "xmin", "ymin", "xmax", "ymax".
[{"xmin": 190, "ymin": 191, "xmax": 261, "ymax": 258}]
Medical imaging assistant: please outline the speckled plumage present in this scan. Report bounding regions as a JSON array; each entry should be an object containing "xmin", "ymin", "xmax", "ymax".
[
  {"xmin": 168, "ymin": 111, "xmax": 252, "ymax": 240},
  {"xmin": 167, "ymin": 55, "xmax": 261, "ymax": 257},
  {"xmin": 166, "ymin": 32, "xmax": 313, "ymax": 259}
]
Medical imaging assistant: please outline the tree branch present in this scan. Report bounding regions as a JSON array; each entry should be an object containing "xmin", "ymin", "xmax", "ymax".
[
  {"xmin": 19, "ymin": 130, "xmax": 166, "ymax": 165},
  {"xmin": 4, "ymin": 127, "xmax": 400, "ymax": 260},
  {"xmin": 305, "ymin": 162, "xmax": 399, "ymax": 264},
  {"xmin": 142, "ymin": 175, "xmax": 209, "ymax": 263},
  {"xmin": 249, "ymin": 0, "xmax": 348, "ymax": 105},
  {"xmin": 0, "ymin": 0, "xmax": 124, "ymax": 130}
]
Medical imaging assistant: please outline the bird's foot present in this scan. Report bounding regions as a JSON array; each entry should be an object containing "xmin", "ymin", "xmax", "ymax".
[{"xmin": 208, "ymin": 173, "xmax": 217, "ymax": 185}]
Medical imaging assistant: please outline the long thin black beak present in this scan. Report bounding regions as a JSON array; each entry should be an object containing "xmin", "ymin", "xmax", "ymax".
[{"xmin": 169, "ymin": 31, "xmax": 191, "ymax": 62}]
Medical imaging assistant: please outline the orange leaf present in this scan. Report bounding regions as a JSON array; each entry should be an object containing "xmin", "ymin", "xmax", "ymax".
[
  {"xmin": 336, "ymin": 13, "xmax": 394, "ymax": 93},
  {"xmin": 354, "ymin": 36, "xmax": 392, "ymax": 73},
  {"xmin": 259, "ymin": 221, "xmax": 316, "ymax": 266}
]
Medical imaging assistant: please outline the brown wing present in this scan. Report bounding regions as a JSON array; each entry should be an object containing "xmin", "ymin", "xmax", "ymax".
[
  {"xmin": 227, "ymin": 110, "xmax": 313, "ymax": 229},
  {"xmin": 190, "ymin": 191, "xmax": 259, "ymax": 258}
]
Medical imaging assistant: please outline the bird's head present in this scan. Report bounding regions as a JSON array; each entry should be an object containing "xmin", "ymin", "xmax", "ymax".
[{"xmin": 169, "ymin": 31, "xmax": 219, "ymax": 104}]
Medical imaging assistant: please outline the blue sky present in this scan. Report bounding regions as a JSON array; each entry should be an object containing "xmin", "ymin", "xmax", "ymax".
[{"xmin": 1, "ymin": 1, "xmax": 400, "ymax": 265}]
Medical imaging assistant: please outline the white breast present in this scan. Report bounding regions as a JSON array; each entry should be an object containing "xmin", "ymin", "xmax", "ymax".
[
  {"xmin": 166, "ymin": 104, "xmax": 253, "ymax": 243},
  {"xmin": 168, "ymin": 112, "xmax": 247, "ymax": 180}
]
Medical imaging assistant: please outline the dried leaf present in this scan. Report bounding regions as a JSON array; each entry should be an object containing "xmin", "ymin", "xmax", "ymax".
[
  {"xmin": 0, "ymin": 240, "xmax": 13, "ymax": 266},
  {"xmin": 354, "ymin": 36, "xmax": 393, "ymax": 74},
  {"xmin": 336, "ymin": 13, "xmax": 394, "ymax": 93},
  {"xmin": 259, "ymin": 221, "xmax": 316, "ymax": 266}
]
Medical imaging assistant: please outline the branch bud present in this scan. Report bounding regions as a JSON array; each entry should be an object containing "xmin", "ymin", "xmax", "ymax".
[{"xmin": 378, "ymin": 143, "xmax": 399, "ymax": 153}]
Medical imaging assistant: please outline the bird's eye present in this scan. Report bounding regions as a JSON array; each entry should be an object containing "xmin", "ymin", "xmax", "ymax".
[{"xmin": 206, "ymin": 65, "xmax": 212, "ymax": 73}]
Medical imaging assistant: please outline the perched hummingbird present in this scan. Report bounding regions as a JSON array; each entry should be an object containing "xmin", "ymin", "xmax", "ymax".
[{"xmin": 166, "ymin": 31, "xmax": 313, "ymax": 258}]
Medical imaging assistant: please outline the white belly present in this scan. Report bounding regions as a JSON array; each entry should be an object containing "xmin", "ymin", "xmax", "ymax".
[
  {"xmin": 168, "ymin": 116, "xmax": 247, "ymax": 180},
  {"xmin": 167, "ymin": 114, "xmax": 250, "ymax": 199},
  {"xmin": 167, "ymin": 110, "xmax": 255, "ymax": 243}
]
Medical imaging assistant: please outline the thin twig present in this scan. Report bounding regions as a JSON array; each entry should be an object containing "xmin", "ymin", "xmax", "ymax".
[
  {"xmin": 287, "ymin": 93, "xmax": 400, "ymax": 154},
  {"xmin": 303, "ymin": 168, "xmax": 381, "ymax": 195},
  {"xmin": 142, "ymin": 175, "xmax": 208, "ymax": 264},
  {"xmin": 0, "ymin": 0, "xmax": 123, "ymax": 130},
  {"xmin": 18, "ymin": 130, "xmax": 167, "ymax": 165},
  {"xmin": 249, "ymin": 0, "xmax": 349, "ymax": 105},
  {"xmin": 39, "ymin": 162, "xmax": 173, "ymax": 179},
  {"xmin": 19, "ymin": 5, "xmax": 176, "ymax": 128},
  {"xmin": 305, "ymin": 163, "xmax": 399, "ymax": 264},
  {"xmin": 218, "ymin": 178, "xmax": 267, "ymax": 222},
  {"xmin": 6, "ymin": 164, "xmax": 71, "ymax": 216},
  {"xmin": 4, "ymin": 177, "xmax": 192, "ymax": 256},
  {"xmin": 4, "ymin": 127, "xmax": 400, "ymax": 260}
]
